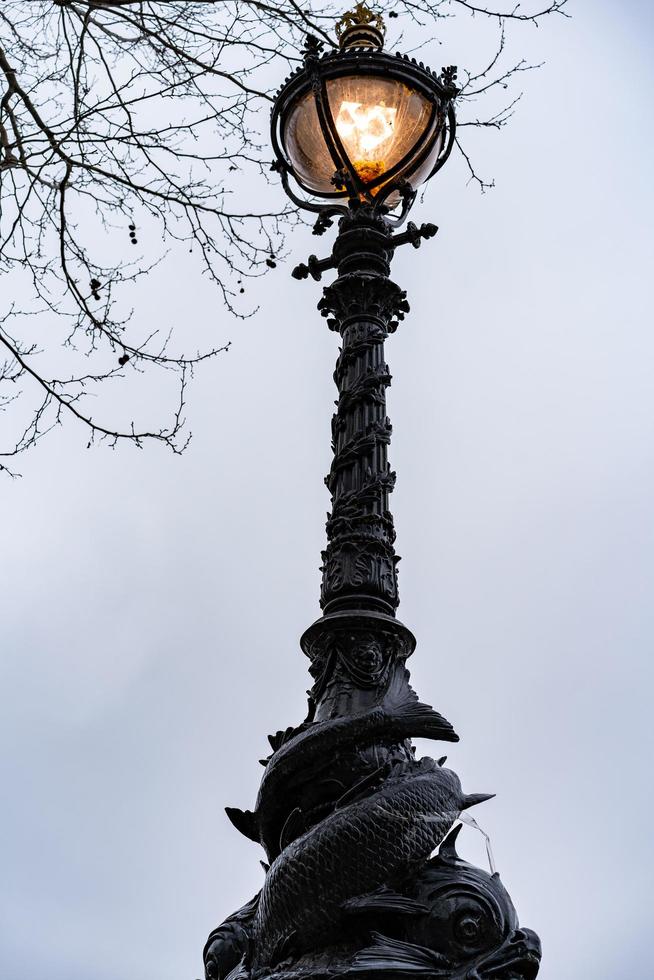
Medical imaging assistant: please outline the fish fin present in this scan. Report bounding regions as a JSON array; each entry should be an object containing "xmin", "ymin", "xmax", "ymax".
[
  {"xmin": 352, "ymin": 933, "xmax": 448, "ymax": 972},
  {"xmin": 461, "ymin": 792, "xmax": 495, "ymax": 810},
  {"xmin": 343, "ymin": 886, "xmax": 429, "ymax": 917},
  {"xmin": 429, "ymin": 823, "xmax": 463, "ymax": 866},
  {"xmin": 224, "ymin": 957, "xmax": 248, "ymax": 980},
  {"xmin": 334, "ymin": 763, "xmax": 390, "ymax": 810},
  {"xmin": 384, "ymin": 757, "xmax": 416, "ymax": 780},
  {"xmin": 260, "ymin": 860, "xmax": 270, "ymax": 873},
  {"xmin": 225, "ymin": 807, "xmax": 260, "ymax": 844},
  {"xmin": 279, "ymin": 807, "xmax": 305, "ymax": 851},
  {"xmin": 270, "ymin": 930, "xmax": 297, "ymax": 966},
  {"xmin": 267, "ymin": 726, "xmax": 301, "ymax": 752},
  {"xmin": 437, "ymin": 756, "xmax": 447, "ymax": 766},
  {"xmin": 258, "ymin": 758, "xmax": 270, "ymax": 767}
]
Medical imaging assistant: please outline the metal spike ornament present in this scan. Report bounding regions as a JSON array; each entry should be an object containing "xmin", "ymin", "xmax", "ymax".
[{"xmin": 204, "ymin": 8, "xmax": 541, "ymax": 980}]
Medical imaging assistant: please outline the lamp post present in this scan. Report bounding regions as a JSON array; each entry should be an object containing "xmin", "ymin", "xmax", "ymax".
[{"xmin": 204, "ymin": 7, "xmax": 542, "ymax": 980}]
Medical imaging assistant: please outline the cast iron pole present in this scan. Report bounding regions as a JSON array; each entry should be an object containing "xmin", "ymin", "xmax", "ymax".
[{"xmin": 204, "ymin": 201, "xmax": 542, "ymax": 980}]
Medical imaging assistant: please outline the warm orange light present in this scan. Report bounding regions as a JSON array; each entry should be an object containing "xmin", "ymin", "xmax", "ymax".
[
  {"xmin": 282, "ymin": 75, "xmax": 443, "ymax": 198},
  {"xmin": 334, "ymin": 100, "xmax": 397, "ymax": 183}
]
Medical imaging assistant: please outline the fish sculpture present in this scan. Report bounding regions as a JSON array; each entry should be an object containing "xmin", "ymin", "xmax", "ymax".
[
  {"xmin": 250, "ymin": 758, "xmax": 491, "ymax": 970},
  {"xmin": 205, "ymin": 825, "xmax": 541, "ymax": 980},
  {"xmin": 351, "ymin": 825, "xmax": 542, "ymax": 980},
  {"xmin": 227, "ymin": 690, "xmax": 459, "ymax": 861},
  {"xmin": 207, "ymin": 627, "xmax": 537, "ymax": 980}
]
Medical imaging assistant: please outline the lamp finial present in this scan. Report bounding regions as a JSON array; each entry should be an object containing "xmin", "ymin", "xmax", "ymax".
[{"xmin": 336, "ymin": 3, "xmax": 385, "ymax": 50}]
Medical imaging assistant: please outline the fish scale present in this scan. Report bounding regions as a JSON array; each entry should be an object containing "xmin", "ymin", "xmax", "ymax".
[{"xmin": 252, "ymin": 760, "xmax": 466, "ymax": 970}]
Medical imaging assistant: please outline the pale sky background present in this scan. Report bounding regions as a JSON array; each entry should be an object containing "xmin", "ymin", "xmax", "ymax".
[{"xmin": 1, "ymin": 2, "xmax": 653, "ymax": 978}]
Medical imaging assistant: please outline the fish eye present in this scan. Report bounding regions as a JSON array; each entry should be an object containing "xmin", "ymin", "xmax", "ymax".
[
  {"xmin": 455, "ymin": 914, "xmax": 481, "ymax": 940},
  {"xmin": 453, "ymin": 909, "xmax": 489, "ymax": 948}
]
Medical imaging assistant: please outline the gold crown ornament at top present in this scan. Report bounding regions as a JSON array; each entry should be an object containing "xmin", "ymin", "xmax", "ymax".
[{"xmin": 335, "ymin": 3, "xmax": 386, "ymax": 49}]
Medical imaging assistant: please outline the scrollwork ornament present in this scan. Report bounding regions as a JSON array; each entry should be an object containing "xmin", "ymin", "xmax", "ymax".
[{"xmin": 320, "ymin": 541, "xmax": 398, "ymax": 611}]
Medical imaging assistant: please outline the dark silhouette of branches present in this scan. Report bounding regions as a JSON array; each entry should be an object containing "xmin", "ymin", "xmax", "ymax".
[{"xmin": 0, "ymin": 0, "xmax": 567, "ymax": 476}]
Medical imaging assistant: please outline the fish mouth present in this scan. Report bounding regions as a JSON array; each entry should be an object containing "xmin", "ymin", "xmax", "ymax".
[{"xmin": 466, "ymin": 928, "xmax": 542, "ymax": 980}]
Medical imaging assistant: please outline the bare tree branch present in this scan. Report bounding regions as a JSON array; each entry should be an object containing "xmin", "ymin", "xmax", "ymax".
[{"xmin": 0, "ymin": 0, "xmax": 566, "ymax": 475}]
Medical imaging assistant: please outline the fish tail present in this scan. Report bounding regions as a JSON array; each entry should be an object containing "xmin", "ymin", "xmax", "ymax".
[
  {"xmin": 393, "ymin": 695, "xmax": 459, "ymax": 743},
  {"xmin": 225, "ymin": 806, "xmax": 261, "ymax": 844}
]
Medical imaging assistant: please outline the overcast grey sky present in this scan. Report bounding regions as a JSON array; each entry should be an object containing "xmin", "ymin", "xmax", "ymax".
[{"xmin": 1, "ymin": 2, "xmax": 653, "ymax": 978}]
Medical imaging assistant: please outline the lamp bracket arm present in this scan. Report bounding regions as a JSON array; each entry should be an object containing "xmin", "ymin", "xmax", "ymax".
[
  {"xmin": 389, "ymin": 221, "xmax": 439, "ymax": 251},
  {"xmin": 291, "ymin": 221, "xmax": 438, "ymax": 282},
  {"xmin": 292, "ymin": 253, "xmax": 336, "ymax": 282}
]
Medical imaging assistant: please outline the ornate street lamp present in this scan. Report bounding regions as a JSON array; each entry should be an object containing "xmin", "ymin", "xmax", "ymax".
[
  {"xmin": 204, "ymin": 7, "xmax": 542, "ymax": 980},
  {"xmin": 270, "ymin": 7, "xmax": 456, "ymax": 221}
]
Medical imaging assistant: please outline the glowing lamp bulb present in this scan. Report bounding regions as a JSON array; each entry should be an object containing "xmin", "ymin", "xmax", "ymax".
[{"xmin": 335, "ymin": 100, "xmax": 397, "ymax": 184}]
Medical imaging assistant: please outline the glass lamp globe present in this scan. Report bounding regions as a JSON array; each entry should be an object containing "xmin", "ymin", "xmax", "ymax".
[
  {"xmin": 283, "ymin": 74, "xmax": 444, "ymax": 197},
  {"xmin": 272, "ymin": 5, "xmax": 455, "ymax": 206}
]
